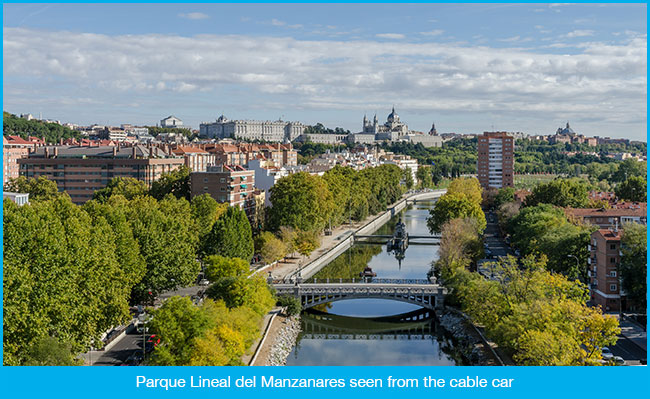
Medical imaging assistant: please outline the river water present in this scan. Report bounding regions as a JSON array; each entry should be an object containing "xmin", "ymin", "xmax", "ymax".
[{"xmin": 285, "ymin": 200, "xmax": 465, "ymax": 366}]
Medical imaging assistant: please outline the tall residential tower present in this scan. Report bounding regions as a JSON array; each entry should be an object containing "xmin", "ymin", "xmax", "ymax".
[{"xmin": 477, "ymin": 131, "xmax": 514, "ymax": 190}]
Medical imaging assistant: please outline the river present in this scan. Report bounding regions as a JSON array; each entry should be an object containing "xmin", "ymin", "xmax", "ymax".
[{"xmin": 285, "ymin": 200, "xmax": 466, "ymax": 366}]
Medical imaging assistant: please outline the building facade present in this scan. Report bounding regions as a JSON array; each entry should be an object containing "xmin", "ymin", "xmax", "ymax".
[
  {"xmin": 3, "ymin": 136, "xmax": 32, "ymax": 185},
  {"xmin": 190, "ymin": 165, "xmax": 255, "ymax": 210},
  {"xmin": 171, "ymin": 146, "xmax": 217, "ymax": 172},
  {"xmin": 18, "ymin": 145, "xmax": 184, "ymax": 204},
  {"xmin": 565, "ymin": 205, "xmax": 647, "ymax": 228},
  {"xmin": 477, "ymin": 131, "xmax": 514, "ymax": 190},
  {"xmin": 589, "ymin": 229, "xmax": 623, "ymax": 311},
  {"xmin": 200, "ymin": 115, "xmax": 305, "ymax": 142},
  {"xmin": 160, "ymin": 115, "xmax": 184, "ymax": 128}
]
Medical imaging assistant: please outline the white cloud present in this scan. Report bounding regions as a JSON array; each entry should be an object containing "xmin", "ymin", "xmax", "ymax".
[
  {"xmin": 271, "ymin": 18, "xmax": 286, "ymax": 26},
  {"xmin": 178, "ymin": 12, "xmax": 209, "ymax": 20},
  {"xmin": 376, "ymin": 33, "xmax": 406, "ymax": 40},
  {"xmin": 420, "ymin": 29, "xmax": 444, "ymax": 36},
  {"xmin": 2, "ymin": 27, "xmax": 646, "ymax": 137},
  {"xmin": 288, "ymin": 24, "xmax": 303, "ymax": 29},
  {"xmin": 499, "ymin": 36, "xmax": 521, "ymax": 42},
  {"xmin": 565, "ymin": 29, "xmax": 595, "ymax": 38}
]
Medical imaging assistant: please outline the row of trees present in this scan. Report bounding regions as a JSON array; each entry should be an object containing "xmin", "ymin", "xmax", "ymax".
[
  {"xmin": 3, "ymin": 172, "xmax": 258, "ymax": 365},
  {"xmin": 267, "ymin": 165, "xmax": 405, "ymax": 233},
  {"xmin": 434, "ymin": 218, "xmax": 620, "ymax": 365},
  {"xmin": 148, "ymin": 253, "xmax": 275, "ymax": 366},
  {"xmin": 494, "ymin": 176, "xmax": 646, "ymax": 307}
]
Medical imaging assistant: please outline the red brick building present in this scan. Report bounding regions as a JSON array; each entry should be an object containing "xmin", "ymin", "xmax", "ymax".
[
  {"xmin": 589, "ymin": 229, "xmax": 623, "ymax": 311},
  {"xmin": 190, "ymin": 165, "xmax": 255, "ymax": 210},
  {"xmin": 3, "ymin": 136, "xmax": 32, "ymax": 184},
  {"xmin": 477, "ymin": 132, "xmax": 514, "ymax": 190},
  {"xmin": 18, "ymin": 145, "xmax": 184, "ymax": 204}
]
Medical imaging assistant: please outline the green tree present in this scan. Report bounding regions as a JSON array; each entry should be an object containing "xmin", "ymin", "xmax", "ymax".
[
  {"xmin": 416, "ymin": 166, "xmax": 433, "ymax": 188},
  {"xmin": 21, "ymin": 336, "xmax": 81, "ymax": 366},
  {"xmin": 92, "ymin": 177, "xmax": 149, "ymax": 202},
  {"xmin": 126, "ymin": 196, "xmax": 200, "ymax": 302},
  {"xmin": 524, "ymin": 178, "xmax": 589, "ymax": 208},
  {"xmin": 619, "ymin": 223, "xmax": 647, "ymax": 309},
  {"xmin": 148, "ymin": 296, "xmax": 212, "ymax": 366},
  {"xmin": 3, "ymin": 196, "xmax": 136, "ymax": 365},
  {"xmin": 150, "ymin": 166, "xmax": 191, "ymax": 200},
  {"xmin": 255, "ymin": 231, "xmax": 287, "ymax": 264},
  {"xmin": 4, "ymin": 176, "xmax": 59, "ymax": 201},
  {"xmin": 204, "ymin": 256, "xmax": 250, "ymax": 281},
  {"xmin": 612, "ymin": 158, "xmax": 647, "ymax": 182},
  {"xmin": 268, "ymin": 172, "xmax": 334, "ymax": 232},
  {"xmin": 191, "ymin": 194, "xmax": 228, "ymax": 257},
  {"xmin": 294, "ymin": 229, "xmax": 320, "ymax": 258},
  {"xmin": 205, "ymin": 274, "xmax": 275, "ymax": 316},
  {"xmin": 615, "ymin": 176, "xmax": 647, "ymax": 202},
  {"xmin": 447, "ymin": 177, "xmax": 483, "ymax": 204},
  {"xmin": 427, "ymin": 191, "xmax": 486, "ymax": 234},
  {"xmin": 494, "ymin": 187, "xmax": 516, "ymax": 208},
  {"xmin": 203, "ymin": 206, "xmax": 254, "ymax": 261},
  {"xmin": 403, "ymin": 167, "xmax": 414, "ymax": 190}
]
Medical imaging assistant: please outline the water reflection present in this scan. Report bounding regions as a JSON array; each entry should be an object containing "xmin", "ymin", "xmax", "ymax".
[{"xmin": 286, "ymin": 301, "xmax": 465, "ymax": 366}]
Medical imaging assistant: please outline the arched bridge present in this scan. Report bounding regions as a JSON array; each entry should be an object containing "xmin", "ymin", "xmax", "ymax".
[{"xmin": 272, "ymin": 278, "xmax": 447, "ymax": 310}]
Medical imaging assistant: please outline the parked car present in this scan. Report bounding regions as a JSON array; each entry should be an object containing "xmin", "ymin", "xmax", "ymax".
[
  {"xmin": 601, "ymin": 347, "xmax": 613, "ymax": 360},
  {"xmin": 199, "ymin": 279, "xmax": 210, "ymax": 286}
]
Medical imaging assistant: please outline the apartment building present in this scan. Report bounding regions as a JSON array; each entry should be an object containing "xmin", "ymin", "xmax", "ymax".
[
  {"xmin": 171, "ymin": 146, "xmax": 217, "ymax": 172},
  {"xmin": 565, "ymin": 205, "xmax": 647, "ymax": 228},
  {"xmin": 190, "ymin": 165, "xmax": 255, "ymax": 211},
  {"xmin": 3, "ymin": 136, "xmax": 32, "ymax": 185},
  {"xmin": 18, "ymin": 145, "xmax": 184, "ymax": 204},
  {"xmin": 477, "ymin": 131, "xmax": 514, "ymax": 190},
  {"xmin": 589, "ymin": 228, "xmax": 623, "ymax": 311}
]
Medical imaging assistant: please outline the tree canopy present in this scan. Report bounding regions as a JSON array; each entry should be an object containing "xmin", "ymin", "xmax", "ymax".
[
  {"xmin": 4, "ymin": 176, "xmax": 60, "ymax": 201},
  {"xmin": 524, "ymin": 178, "xmax": 589, "ymax": 208},
  {"xmin": 203, "ymin": 206, "xmax": 254, "ymax": 261},
  {"xmin": 619, "ymin": 223, "xmax": 647, "ymax": 310}
]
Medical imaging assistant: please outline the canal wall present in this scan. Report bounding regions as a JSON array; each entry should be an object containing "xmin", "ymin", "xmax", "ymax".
[{"xmin": 296, "ymin": 190, "xmax": 446, "ymax": 280}]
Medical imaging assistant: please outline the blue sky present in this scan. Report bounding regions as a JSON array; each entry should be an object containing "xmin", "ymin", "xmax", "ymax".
[{"xmin": 3, "ymin": 3, "xmax": 647, "ymax": 140}]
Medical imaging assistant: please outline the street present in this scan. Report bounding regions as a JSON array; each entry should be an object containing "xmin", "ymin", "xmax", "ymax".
[{"xmin": 93, "ymin": 331, "xmax": 144, "ymax": 366}]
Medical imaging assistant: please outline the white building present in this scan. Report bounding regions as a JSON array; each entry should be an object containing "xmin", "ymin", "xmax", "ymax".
[
  {"xmin": 160, "ymin": 115, "xmax": 184, "ymax": 129},
  {"xmin": 200, "ymin": 115, "xmax": 305, "ymax": 142},
  {"xmin": 353, "ymin": 109, "xmax": 442, "ymax": 147}
]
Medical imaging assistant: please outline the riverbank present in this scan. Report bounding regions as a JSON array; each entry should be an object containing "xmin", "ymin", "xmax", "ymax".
[
  {"xmin": 439, "ymin": 308, "xmax": 514, "ymax": 366},
  {"xmin": 251, "ymin": 312, "xmax": 301, "ymax": 366}
]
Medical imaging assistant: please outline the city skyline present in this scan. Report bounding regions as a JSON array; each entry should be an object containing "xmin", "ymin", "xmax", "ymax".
[{"xmin": 3, "ymin": 3, "xmax": 647, "ymax": 140}]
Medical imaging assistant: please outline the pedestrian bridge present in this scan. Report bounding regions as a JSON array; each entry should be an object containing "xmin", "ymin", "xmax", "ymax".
[{"xmin": 272, "ymin": 278, "xmax": 447, "ymax": 310}]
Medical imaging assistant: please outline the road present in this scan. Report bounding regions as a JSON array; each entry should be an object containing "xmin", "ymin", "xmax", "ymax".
[
  {"xmin": 93, "ymin": 331, "xmax": 145, "ymax": 366},
  {"xmin": 484, "ymin": 210, "xmax": 514, "ymax": 259}
]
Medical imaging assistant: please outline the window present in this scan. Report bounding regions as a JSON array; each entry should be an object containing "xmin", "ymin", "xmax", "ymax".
[
  {"xmin": 610, "ymin": 257, "xmax": 616, "ymax": 264},
  {"xmin": 610, "ymin": 244, "xmax": 616, "ymax": 250},
  {"xmin": 220, "ymin": 178, "xmax": 225, "ymax": 183},
  {"xmin": 203, "ymin": 178, "xmax": 208, "ymax": 183},
  {"xmin": 610, "ymin": 284, "xmax": 617, "ymax": 292},
  {"xmin": 609, "ymin": 271, "xmax": 617, "ymax": 278}
]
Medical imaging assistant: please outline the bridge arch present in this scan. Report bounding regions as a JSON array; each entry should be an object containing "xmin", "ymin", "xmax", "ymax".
[{"xmin": 273, "ymin": 282, "xmax": 446, "ymax": 311}]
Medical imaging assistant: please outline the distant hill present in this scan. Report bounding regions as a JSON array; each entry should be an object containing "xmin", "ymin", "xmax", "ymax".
[{"xmin": 3, "ymin": 111, "xmax": 81, "ymax": 144}]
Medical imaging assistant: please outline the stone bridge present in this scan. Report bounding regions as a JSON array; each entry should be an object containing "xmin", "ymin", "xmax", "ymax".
[{"xmin": 272, "ymin": 278, "xmax": 447, "ymax": 310}]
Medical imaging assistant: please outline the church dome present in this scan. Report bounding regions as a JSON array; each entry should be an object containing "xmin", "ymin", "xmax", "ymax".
[{"xmin": 387, "ymin": 107, "xmax": 399, "ymax": 122}]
